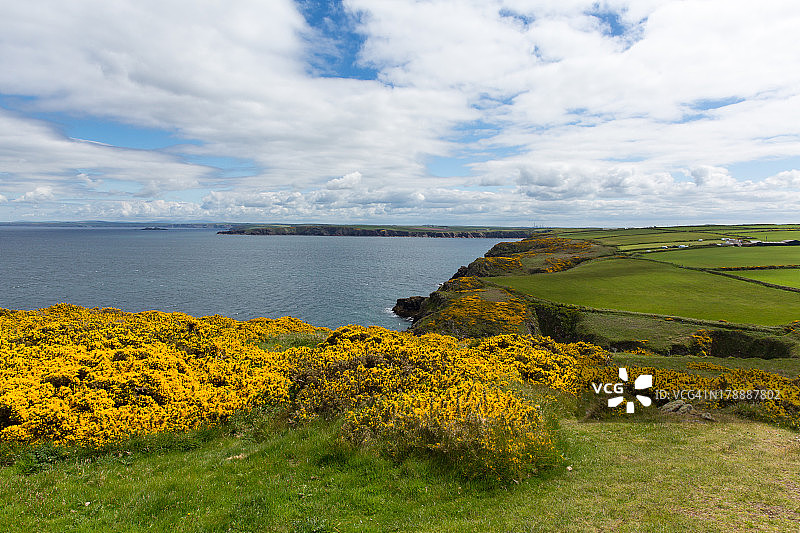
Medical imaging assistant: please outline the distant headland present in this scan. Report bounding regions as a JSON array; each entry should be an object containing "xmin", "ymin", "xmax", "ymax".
[{"xmin": 217, "ymin": 224, "xmax": 538, "ymax": 238}]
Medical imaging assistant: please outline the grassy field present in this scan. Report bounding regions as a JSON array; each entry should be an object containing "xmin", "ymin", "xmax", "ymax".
[
  {"xmin": 586, "ymin": 232, "xmax": 731, "ymax": 247},
  {"xmin": 734, "ymin": 268, "xmax": 800, "ymax": 289},
  {"xmin": 556, "ymin": 228, "xmax": 679, "ymax": 241},
  {"xmin": 3, "ymin": 415, "xmax": 799, "ymax": 532},
  {"xmin": 612, "ymin": 352, "xmax": 800, "ymax": 378},
  {"xmin": 556, "ymin": 225, "xmax": 800, "ymax": 244},
  {"xmin": 645, "ymin": 246, "xmax": 800, "ymax": 268},
  {"xmin": 573, "ymin": 311, "xmax": 728, "ymax": 354},
  {"xmin": 618, "ymin": 240, "xmax": 725, "ymax": 252},
  {"xmin": 725, "ymin": 230, "xmax": 800, "ymax": 241},
  {"xmin": 489, "ymin": 258, "xmax": 800, "ymax": 325}
]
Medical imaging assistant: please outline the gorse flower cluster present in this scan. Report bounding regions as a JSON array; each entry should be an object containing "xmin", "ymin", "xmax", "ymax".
[
  {"xmin": 3, "ymin": 305, "xmax": 798, "ymax": 479},
  {"xmin": 586, "ymin": 364, "xmax": 800, "ymax": 427},
  {"xmin": 458, "ymin": 256, "xmax": 525, "ymax": 277},
  {"xmin": 292, "ymin": 328, "xmax": 610, "ymax": 478},
  {"xmin": 689, "ymin": 329, "xmax": 714, "ymax": 357},
  {"xmin": 0, "ymin": 305, "xmax": 605, "ymax": 479},
  {"xmin": 417, "ymin": 295, "xmax": 531, "ymax": 337},
  {"xmin": 0, "ymin": 305, "xmax": 324, "ymax": 447},
  {"xmin": 344, "ymin": 380, "xmax": 557, "ymax": 480},
  {"xmin": 543, "ymin": 256, "xmax": 583, "ymax": 273},
  {"xmin": 487, "ymin": 236, "xmax": 594, "ymax": 257}
]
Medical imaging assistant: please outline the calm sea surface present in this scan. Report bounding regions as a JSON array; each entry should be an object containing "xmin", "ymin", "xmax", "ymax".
[{"xmin": 0, "ymin": 227, "xmax": 510, "ymax": 329}]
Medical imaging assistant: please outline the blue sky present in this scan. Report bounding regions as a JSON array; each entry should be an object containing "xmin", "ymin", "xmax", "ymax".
[{"xmin": 1, "ymin": 0, "xmax": 800, "ymax": 225}]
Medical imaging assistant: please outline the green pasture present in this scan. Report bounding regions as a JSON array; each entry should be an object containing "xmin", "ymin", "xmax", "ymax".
[
  {"xmin": 490, "ymin": 258, "xmax": 800, "ymax": 326},
  {"xmin": 557, "ymin": 225, "xmax": 800, "ymax": 244},
  {"xmin": 575, "ymin": 311, "xmax": 713, "ymax": 353},
  {"xmin": 725, "ymin": 230, "xmax": 800, "ymax": 241},
  {"xmin": 591, "ymin": 232, "xmax": 731, "ymax": 246},
  {"xmin": 612, "ymin": 352, "xmax": 800, "ymax": 378},
  {"xmin": 733, "ymin": 268, "xmax": 800, "ymax": 289},
  {"xmin": 645, "ymin": 246, "xmax": 800, "ymax": 268},
  {"xmin": 651, "ymin": 224, "xmax": 800, "ymax": 233},
  {"xmin": 618, "ymin": 240, "xmax": 725, "ymax": 251},
  {"xmin": 556, "ymin": 228, "xmax": 667, "ymax": 240}
]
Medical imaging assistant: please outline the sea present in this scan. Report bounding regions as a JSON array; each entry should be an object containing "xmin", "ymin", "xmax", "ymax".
[{"xmin": 0, "ymin": 226, "xmax": 511, "ymax": 330}]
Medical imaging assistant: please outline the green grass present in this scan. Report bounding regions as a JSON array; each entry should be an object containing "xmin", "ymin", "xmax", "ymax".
[
  {"xmin": 725, "ymin": 230, "xmax": 800, "ymax": 241},
  {"xmin": 732, "ymin": 268, "xmax": 800, "ymax": 289},
  {"xmin": 640, "ymin": 246, "xmax": 800, "ymax": 268},
  {"xmin": 618, "ymin": 240, "xmax": 725, "ymax": 251},
  {"xmin": 257, "ymin": 332, "xmax": 328, "ymax": 352},
  {"xmin": 555, "ymin": 225, "xmax": 800, "ymax": 244},
  {"xmin": 592, "ymin": 232, "xmax": 730, "ymax": 246},
  {"xmin": 612, "ymin": 353, "xmax": 800, "ymax": 378},
  {"xmin": 3, "ymin": 416, "xmax": 799, "ymax": 532},
  {"xmin": 575, "ymin": 311, "xmax": 708, "ymax": 353},
  {"xmin": 489, "ymin": 258, "xmax": 800, "ymax": 326},
  {"xmin": 555, "ymin": 228, "xmax": 674, "ymax": 240}
]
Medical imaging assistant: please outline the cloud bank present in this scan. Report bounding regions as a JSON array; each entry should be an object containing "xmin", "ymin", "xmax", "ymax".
[{"xmin": 1, "ymin": 0, "xmax": 799, "ymax": 225}]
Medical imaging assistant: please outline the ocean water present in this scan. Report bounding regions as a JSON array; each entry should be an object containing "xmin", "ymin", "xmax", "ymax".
[{"xmin": 0, "ymin": 227, "xmax": 510, "ymax": 329}]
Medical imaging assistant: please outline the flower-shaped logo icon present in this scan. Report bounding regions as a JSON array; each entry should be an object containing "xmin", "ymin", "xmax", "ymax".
[{"xmin": 607, "ymin": 367, "xmax": 652, "ymax": 413}]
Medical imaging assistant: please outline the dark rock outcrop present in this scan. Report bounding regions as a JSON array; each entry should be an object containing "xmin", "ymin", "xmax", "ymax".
[{"xmin": 392, "ymin": 296, "xmax": 426, "ymax": 321}]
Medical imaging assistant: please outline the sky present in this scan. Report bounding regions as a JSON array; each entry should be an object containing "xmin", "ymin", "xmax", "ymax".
[{"xmin": 1, "ymin": 0, "xmax": 800, "ymax": 226}]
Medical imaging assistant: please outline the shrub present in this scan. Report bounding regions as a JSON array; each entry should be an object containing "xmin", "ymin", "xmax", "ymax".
[{"xmin": 343, "ymin": 381, "xmax": 560, "ymax": 481}]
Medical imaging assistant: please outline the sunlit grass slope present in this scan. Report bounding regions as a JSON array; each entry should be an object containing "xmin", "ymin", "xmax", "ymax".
[
  {"xmin": 648, "ymin": 246, "xmax": 800, "ymax": 268},
  {"xmin": 735, "ymin": 268, "xmax": 800, "ymax": 289},
  {"xmin": 491, "ymin": 257, "xmax": 800, "ymax": 325}
]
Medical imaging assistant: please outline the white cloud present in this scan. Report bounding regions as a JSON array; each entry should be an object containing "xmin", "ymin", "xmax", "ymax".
[
  {"xmin": 0, "ymin": 109, "xmax": 210, "ymax": 196},
  {"xmin": 1, "ymin": 0, "xmax": 800, "ymax": 224},
  {"xmin": 15, "ymin": 186, "xmax": 55, "ymax": 203},
  {"xmin": 326, "ymin": 171, "xmax": 362, "ymax": 190},
  {"xmin": 763, "ymin": 170, "xmax": 800, "ymax": 189},
  {"xmin": 690, "ymin": 166, "xmax": 736, "ymax": 189}
]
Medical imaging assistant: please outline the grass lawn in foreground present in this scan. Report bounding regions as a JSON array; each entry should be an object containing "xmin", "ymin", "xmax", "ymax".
[
  {"xmin": 733, "ymin": 268, "xmax": 800, "ymax": 290},
  {"xmin": 643, "ymin": 246, "xmax": 800, "ymax": 268},
  {"xmin": 2, "ymin": 419, "xmax": 798, "ymax": 532},
  {"xmin": 490, "ymin": 258, "xmax": 800, "ymax": 326}
]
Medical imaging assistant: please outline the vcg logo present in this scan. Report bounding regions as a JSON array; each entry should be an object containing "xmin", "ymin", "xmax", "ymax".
[{"xmin": 591, "ymin": 368, "xmax": 653, "ymax": 413}]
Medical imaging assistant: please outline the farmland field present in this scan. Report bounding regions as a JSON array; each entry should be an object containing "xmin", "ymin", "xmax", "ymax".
[
  {"xmin": 618, "ymin": 239, "xmax": 725, "ymax": 251},
  {"xmin": 586, "ymin": 231, "xmax": 732, "ymax": 246},
  {"xmin": 557, "ymin": 225, "xmax": 800, "ymax": 244},
  {"xmin": 645, "ymin": 246, "xmax": 800, "ymax": 268},
  {"xmin": 489, "ymin": 257, "xmax": 800, "ymax": 325},
  {"xmin": 724, "ymin": 230, "xmax": 800, "ymax": 241},
  {"xmin": 734, "ymin": 268, "xmax": 800, "ymax": 289},
  {"xmin": 612, "ymin": 352, "xmax": 800, "ymax": 377}
]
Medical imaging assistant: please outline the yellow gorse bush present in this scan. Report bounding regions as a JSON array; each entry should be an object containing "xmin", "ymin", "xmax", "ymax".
[
  {"xmin": 0, "ymin": 305, "xmax": 322, "ymax": 447},
  {"xmin": 689, "ymin": 329, "xmax": 714, "ymax": 357},
  {"xmin": 420, "ymin": 295, "xmax": 531, "ymax": 337},
  {"xmin": 1, "ymin": 305, "xmax": 599, "ymax": 479},
  {"xmin": 584, "ymin": 364, "xmax": 800, "ymax": 427},
  {"xmin": 2, "ymin": 304, "xmax": 799, "ymax": 479},
  {"xmin": 344, "ymin": 380, "xmax": 559, "ymax": 480}
]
